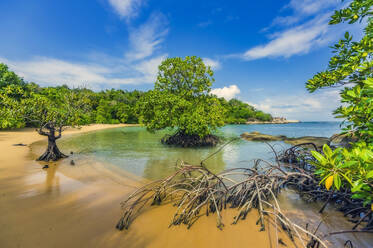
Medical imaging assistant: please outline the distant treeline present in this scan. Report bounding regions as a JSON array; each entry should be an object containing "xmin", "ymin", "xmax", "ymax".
[{"xmin": 0, "ymin": 63, "xmax": 272, "ymax": 129}]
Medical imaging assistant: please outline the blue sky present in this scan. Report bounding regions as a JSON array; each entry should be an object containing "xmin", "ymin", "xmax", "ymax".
[{"xmin": 0, "ymin": 0, "xmax": 359, "ymax": 121}]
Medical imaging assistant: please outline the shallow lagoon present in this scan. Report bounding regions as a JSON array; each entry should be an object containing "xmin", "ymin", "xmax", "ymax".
[{"xmin": 58, "ymin": 122, "xmax": 341, "ymax": 180}]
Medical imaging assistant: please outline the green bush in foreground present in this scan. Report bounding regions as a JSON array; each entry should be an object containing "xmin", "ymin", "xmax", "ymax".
[{"xmin": 311, "ymin": 144, "xmax": 373, "ymax": 209}]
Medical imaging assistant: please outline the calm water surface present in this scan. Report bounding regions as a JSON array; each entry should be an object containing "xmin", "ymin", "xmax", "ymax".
[{"xmin": 58, "ymin": 122, "xmax": 341, "ymax": 180}]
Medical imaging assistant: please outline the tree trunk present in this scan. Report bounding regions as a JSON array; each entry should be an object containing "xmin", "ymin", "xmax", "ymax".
[{"xmin": 37, "ymin": 125, "xmax": 67, "ymax": 161}]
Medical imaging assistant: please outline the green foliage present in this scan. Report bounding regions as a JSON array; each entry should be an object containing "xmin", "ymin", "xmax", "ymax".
[
  {"xmin": 0, "ymin": 84, "xmax": 28, "ymax": 128},
  {"xmin": 306, "ymin": 0, "xmax": 373, "ymax": 142},
  {"xmin": 0, "ymin": 63, "xmax": 145, "ymax": 128},
  {"xmin": 0, "ymin": 63, "xmax": 25, "ymax": 88},
  {"xmin": 311, "ymin": 144, "xmax": 373, "ymax": 206},
  {"xmin": 0, "ymin": 61, "xmax": 271, "ymax": 131},
  {"xmin": 218, "ymin": 98, "xmax": 272, "ymax": 124},
  {"xmin": 25, "ymin": 87, "xmax": 91, "ymax": 128},
  {"xmin": 308, "ymin": 1, "xmax": 373, "ymax": 209},
  {"xmin": 137, "ymin": 56, "xmax": 225, "ymax": 137},
  {"xmin": 93, "ymin": 89, "xmax": 143, "ymax": 124},
  {"xmin": 96, "ymin": 99, "xmax": 129, "ymax": 124},
  {"xmin": 254, "ymin": 111, "xmax": 273, "ymax": 122}
]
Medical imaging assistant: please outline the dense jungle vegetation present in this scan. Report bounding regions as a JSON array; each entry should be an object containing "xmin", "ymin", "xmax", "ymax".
[{"xmin": 0, "ymin": 62, "xmax": 272, "ymax": 130}]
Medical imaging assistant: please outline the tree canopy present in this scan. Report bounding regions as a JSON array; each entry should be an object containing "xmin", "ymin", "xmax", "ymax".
[{"xmin": 136, "ymin": 56, "xmax": 225, "ymax": 138}]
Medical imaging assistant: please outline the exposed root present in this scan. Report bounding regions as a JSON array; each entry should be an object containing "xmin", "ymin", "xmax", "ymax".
[
  {"xmin": 37, "ymin": 145, "xmax": 68, "ymax": 161},
  {"xmin": 116, "ymin": 142, "xmax": 373, "ymax": 247},
  {"xmin": 116, "ymin": 156, "xmax": 329, "ymax": 247},
  {"xmin": 279, "ymin": 144, "xmax": 373, "ymax": 231},
  {"xmin": 161, "ymin": 131, "xmax": 219, "ymax": 147}
]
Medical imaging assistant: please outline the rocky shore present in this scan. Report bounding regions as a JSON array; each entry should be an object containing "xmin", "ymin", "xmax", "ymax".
[
  {"xmin": 240, "ymin": 131, "xmax": 356, "ymax": 148},
  {"xmin": 240, "ymin": 131, "xmax": 329, "ymax": 147}
]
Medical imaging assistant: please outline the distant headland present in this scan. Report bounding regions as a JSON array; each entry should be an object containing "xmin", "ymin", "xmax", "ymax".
[{"xmin": 246, "ymin": 117, "xmax": 300, "ymax": 124}]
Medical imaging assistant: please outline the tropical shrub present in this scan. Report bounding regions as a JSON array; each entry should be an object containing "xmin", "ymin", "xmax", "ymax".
[
  {"xmin": 306, "ymin": 0, "xmax": 373, "ymax": 143},
  {"xmin": 311, "ymin": 143, "xmax": 373, "ymax": 208},
  {"xmin": 307, "ymin": 0, "xmax": 373, "ymax": 208}
]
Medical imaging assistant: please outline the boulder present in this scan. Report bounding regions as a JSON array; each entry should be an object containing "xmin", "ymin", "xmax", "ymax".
[
  {"xmin": 240, "ymin": 132, "xmax": 286, "ymax": 141},
  {"xmin": 241, "ymin": 131, "xmax": 330, "ymax": 148}
]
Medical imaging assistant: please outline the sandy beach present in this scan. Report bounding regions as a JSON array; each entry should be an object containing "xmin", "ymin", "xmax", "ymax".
[
  {"xmin": 0, "ymin": 124, "xmax": 141, "ymax": 248},
  {"xmin": 0, "ymin": 124, "xmax": 298, "ymax": 248},
  {"xmin": 0, "ymin": 125, "xmax": 371, "ymax": 248}
]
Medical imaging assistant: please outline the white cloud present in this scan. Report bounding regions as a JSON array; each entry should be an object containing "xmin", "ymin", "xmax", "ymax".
[
  {"xmin": 237, "ymin": 0, "xmax": 343, "ymax": 60},
  {"xmin": 247, "ymin": 89, "xmax": 341, "ymax": 121},
  {"xmin": 108, "ymin": 0, "xmax": 144, "ymax": 19},
  {"xmin": 125, "ymin": 13, "xmax": 168, "ymax": 61},
  {"xmin": 211, "ymin": 85, "xmax": 240, "ymax": 100},
  {"xmin": 133, "ymin": 54, "xmax": 166, "ymax": 82},
  {"xmin": 0, "ymin": 54, "xmax": 166, "ymax": 88},
  {"xmin": 270, "ymin": 0, "xmax": 338, "ymax": 27},
  {"xmin": 203, "ymin": 58, "xmax": 221, "ymax": 70},
  {"xmin": 243, "ymin": 14, "xmax": 330, "ymax": 60},
  {"xmin": 286, "ymin": 0, "xmax": 338, "ymax": 16},
  {"xmin": 0, "ymin": 9, "xmax": 170, "ymax": 89}
]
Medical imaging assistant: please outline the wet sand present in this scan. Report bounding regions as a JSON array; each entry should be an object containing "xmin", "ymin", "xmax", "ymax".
[{"xmin": 0, "ymin": 125, "xmax": 372, "ymax": 248}]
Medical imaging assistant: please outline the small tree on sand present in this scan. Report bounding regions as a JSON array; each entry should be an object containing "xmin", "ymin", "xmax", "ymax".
[
  {"xmin": 25, "ymin": 88, "xmax": 90, "ymax": 161},
  {"xmin": 136, "ymin": 56, "xmax": 225, "ymax": 147}
]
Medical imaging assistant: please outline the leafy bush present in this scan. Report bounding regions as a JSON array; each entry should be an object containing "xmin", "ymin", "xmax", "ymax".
[
  {"xmin": 311, "ymin": 144, "xmax": 373, "ymax": 208},
  {"xmin": 306, "ymin": 0, "xmax": 373, "ymax": 143},
  {"xmin": 307, "ymin": 0, "xmax": 373, "ymax": 209}
]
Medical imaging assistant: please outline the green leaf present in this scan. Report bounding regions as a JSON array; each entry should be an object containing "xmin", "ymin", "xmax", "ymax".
[
  {"xmin": 311, "ymin": 151, "xmax": 326, "ymax": 163},
  {"xmin": 351, "ymin": 180, "xmax": 363, "ymax": 192},
  {"xmin": 323, "ymin": 144, "xmax": 333, "ymax": 158},
  {"xmin": 344, "ymin": 32, "xmax": 349, "ymax": 39},
  {"xmin": 340, "ymin": 160, "xmax": 358, "ymax": 168},
  {"xmin": 333, "ymin": 174, "xmax": 342, "ymax": 190},
  {"xmin": 366, "ymin": 170, "xmax": 373, "ymax": 179}
]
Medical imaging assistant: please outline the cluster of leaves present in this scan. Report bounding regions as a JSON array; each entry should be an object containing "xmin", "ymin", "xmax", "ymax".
[
  {"xmin": 307, "ymin": 0, "xmax": 373, "ymax": 209},
  {"xmin": 0, "ymin": 78, "xmax": 91, "ymax": 129},
  {"xmin": 94, "ymin": 89, "xmax": 143, "ymax": 124},
  {"xmin": 137, "ymin": 56, "xmax": 226, "ymax": 137},
  {"xmin": 306, "ymin": 0, "xmax": 373, "ymax": 143},
  {"xmin": 311, "ymin": 144, "xmax": 373, "ymax": 208},
  {"xmin": 219, "ymin": 98, "xmax": 272, "ymax": 124},
  {"xmin": 26, "ymin": 87, "xmax": 92, "ymax": 127}
]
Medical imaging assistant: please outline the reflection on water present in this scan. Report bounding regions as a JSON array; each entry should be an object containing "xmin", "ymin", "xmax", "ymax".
[
  {"xmin": 55, "ymin": 122, "xmax": 340, "ymax": 180},
  {"xmin": 45, "ymin": 164, "xmax": 60, "ymax": 194}
]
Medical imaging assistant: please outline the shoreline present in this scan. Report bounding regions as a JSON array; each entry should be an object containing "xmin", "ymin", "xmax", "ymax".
[
  {"xmin": 1, "ymin": 124, "xmax": 372, "ymax": 248},
  {"xmin": 0, "ymin": 124, "xmax": 142, "ymax": 248},
  {"xmin": 245, "ymin": 120, "xmax": 300, "ymax": 124},
  {"xmin": 0, "ymin": 124, "xmax": 298, "ymax": 248}
]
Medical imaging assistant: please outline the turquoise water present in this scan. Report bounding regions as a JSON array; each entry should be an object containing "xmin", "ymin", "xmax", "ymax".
[{"xmin": 59, "ymin": 122, "xmax": 341, "ymax": 180}]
